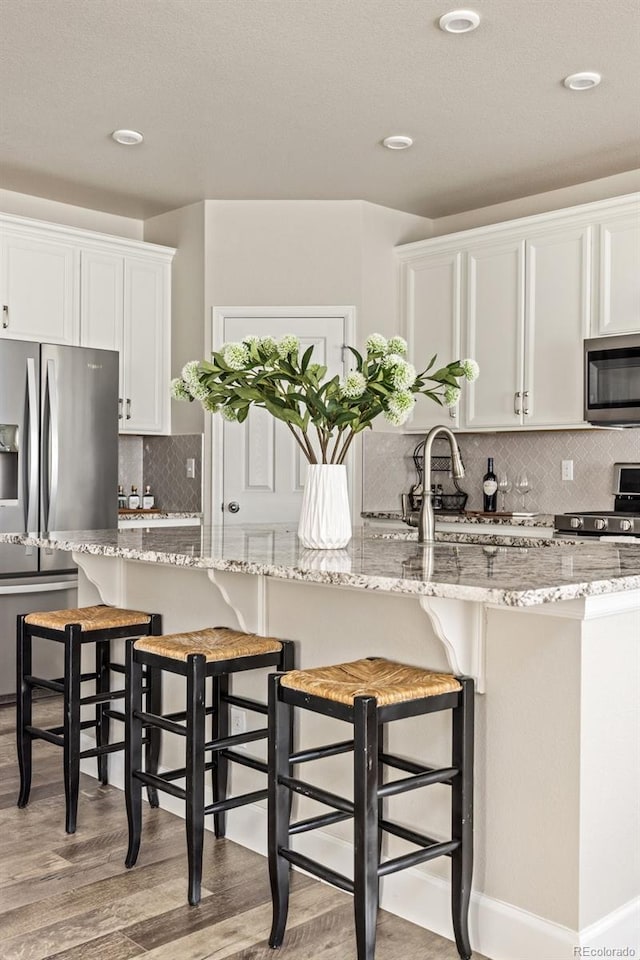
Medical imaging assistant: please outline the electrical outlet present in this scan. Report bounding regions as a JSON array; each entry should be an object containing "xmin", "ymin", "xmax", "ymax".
[
  {"xmin": 230, "ymin": 708, "xmax": 246, "ymax": 736},
  {"xmin": 186, "ymin": 457, "xmax": 196, "ymax": 479},
  {"xmin": 561, "ymin": 459, "xmax": 574, "ymax": 481}
]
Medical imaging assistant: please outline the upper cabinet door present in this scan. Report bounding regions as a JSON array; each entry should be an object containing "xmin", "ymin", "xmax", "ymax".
[
  {"xmin": 122, "ymin": 256, "xmax": 170, "ymax": 434},
  {"xmin": 0, "ymin": 232, "xmax": 79, "ymax": 344},
  {"xmin": 399, "ymin": 249, "xmax": 462, "ymax": 430},
  {"xmin": 463, "ymin": 238, "xmax": 525, "ymax": 429},
  {"xmin": 524, "ymin": 225, "xmax": 591, "ymax": 428},
  {"xmin": 595, "ymin": 210, "xmax": 640, "ymax": 336}
]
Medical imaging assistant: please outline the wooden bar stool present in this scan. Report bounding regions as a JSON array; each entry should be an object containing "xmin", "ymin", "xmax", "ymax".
[
  {"xmin": 17, "ymin": 604, "xmax": 162, "ymax": 834},
  {"xmin": 124, "ymin": 626, "xmax": 295, "ymax": 906},
  {"xmin": 268, "ymin": 657, "xmax": 474, "ymax": 960}
]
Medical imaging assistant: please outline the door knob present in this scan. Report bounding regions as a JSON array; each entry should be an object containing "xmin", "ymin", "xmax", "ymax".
[{"xmin": 227, "ymin": 501, "xmax": 240, "ymax": 514}]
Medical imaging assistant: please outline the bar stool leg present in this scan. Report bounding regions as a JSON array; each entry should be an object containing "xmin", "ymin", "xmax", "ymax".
[
  {"xmin": 451, "ymin": 678, "xmax": 474, "ymax": 960},
  {"xmin": 144, "ymin": 666, "xmax": 162, "ymax": 808},
  {"xmin": 145, "ymin": 613, "xmax": 163, "ymax": 807},
  {"xmin": 95, "ymin": 639, "xmax": 111, "ymax": 785},
  {"xmin": 353, "ymin": 696, "xmax": 379, "ymax": 960},
  {"xmin": 186, "ymin": 654, "xmax": 206, "ymax": 906},
  {"xmin": 211, "ymin": 673, "xmax": 229, "ymax": 838},
  {"xmin": 16, "ymin": 615, "xmax": 32, "ymax": 808},
  {"xmin": 63, "ymin": 625, "xmax": 82, "ymax": 834},
  {"xmin": 125, "ymin": 640, "xmax": 144, "ymax": 868},
  {"xmin": 268, "ymin": 674, "xmax": 293, "ymax": 948}
]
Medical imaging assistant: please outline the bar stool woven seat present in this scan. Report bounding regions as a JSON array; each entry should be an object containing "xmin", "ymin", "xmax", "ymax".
[
  {"xmin": 125, "ymin": 625, "xmax": 294, "ymax": 906},
  {"xmin": 281, "ymin": 658, "xmax": 462, "ymax": 705},
  {"xmin": 25, "ymin": 605, "xmax": 152, "ymax": 632},
  {"xmin": 268, "ymin": 656, "xmax": 475, "ymax": 960},
  {"xmin": 134, "ymin": 627, "xmax": 283, "ymax": 662},
  {"xmin": 17, "ymin": 604, "xmax": 161, "ymax": 834}
]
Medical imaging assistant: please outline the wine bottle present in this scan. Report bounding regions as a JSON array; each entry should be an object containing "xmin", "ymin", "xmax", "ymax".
[
  {"xmin": 128, "ymin": 485, "xmax": 140, "ymax": 510},
  {"xmin": 482, "ymin": 458, "xmax": 498, "ymax": 513}
]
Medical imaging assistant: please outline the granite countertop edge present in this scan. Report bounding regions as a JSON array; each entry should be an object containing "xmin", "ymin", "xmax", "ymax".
[
  {"xmin": 362, "ymin": 510, "xmax": 555, "ymax": 528},
  {"xmin": 1, "ymin": 528, "xmax": 639, "ymax": 609}
]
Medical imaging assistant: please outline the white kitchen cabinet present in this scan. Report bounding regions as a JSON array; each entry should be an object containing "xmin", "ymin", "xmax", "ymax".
[
  {"xmin": 397, "ymin": 248, "xmax": 462, "ymax": 429},
  {"xmin": 464, "ymin": 224, "xmax": 590, "ymax": 429},
  {"xmin": 524, "ymin": 224, "xmax": 591, "ymax": 427},
  {"xmin": 464, "ymin": 237, "xmax": 525, "ymax": 429},
  {"xmin": 80, "ymin": 247, "xmax": 173, "ymax": 434},
  {"xmin": 1, "ymin": 213, "xmax": 174, "ymax": 435},
  {"xmin": 594, "ymin": 207, "xmax": 640, "ymax": 336},
  {"xmin": 396, "ymin": 193, "xmax": 637, "ymax": 431},
  {"xmin": 0, "ymin": 226, "xmax": 79, "ymax": 344}
]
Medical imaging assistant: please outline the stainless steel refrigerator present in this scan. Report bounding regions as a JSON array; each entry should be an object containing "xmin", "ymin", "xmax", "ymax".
[{"xmin": 0, "ymin": 339, "xmax": 119, "ymax": 698}]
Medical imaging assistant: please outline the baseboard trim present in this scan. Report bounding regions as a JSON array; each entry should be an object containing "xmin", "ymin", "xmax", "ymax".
[{"xmin": 80, "ymin": 745, "xmax": 639, "ymax": 960}]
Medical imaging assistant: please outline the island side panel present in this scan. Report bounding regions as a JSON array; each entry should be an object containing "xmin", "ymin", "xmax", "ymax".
[{"xmin": 579, "ymin": 606, "xmax": 640, "ymax": 930}]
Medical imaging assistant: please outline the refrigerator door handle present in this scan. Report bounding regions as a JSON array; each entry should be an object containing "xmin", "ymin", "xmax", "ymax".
[
  {"xmin": 44, "ymin": 358, "xmax": 60, "ymax": 531},
  {"xmin": 26, "ymin": 357, "xmax": 39, "ymax": 532}
]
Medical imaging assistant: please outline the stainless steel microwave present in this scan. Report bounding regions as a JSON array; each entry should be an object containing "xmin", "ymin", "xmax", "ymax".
[{"xmin": 584, "ymin": 333, "xmax": 640, "ymax": 426}]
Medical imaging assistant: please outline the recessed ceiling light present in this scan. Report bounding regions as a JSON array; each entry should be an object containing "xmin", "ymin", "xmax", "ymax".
[
  {"xmin": 382, "ymin": 135, "xmax": 413, "ymax": 150},
  {"xmin": 563, "ymin": 72, "xmax": 601, "ymax": 91},
  {"xmin": 111, "ymin": 129, "xmax": 144, "ymax": 145},
  {"xmin": 439, "ymin": 9, "xmax": 480, "ymax": 33}
]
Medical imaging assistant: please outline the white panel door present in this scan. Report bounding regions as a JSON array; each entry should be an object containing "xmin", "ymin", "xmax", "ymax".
[
  {"xmin": 122, "ymin": 257, "xmax": 169, "ymax": 434},
  {"xmin": 221, "ymin": 315, "xmax": 346, "ymax": 523},
  {"xmin": 596, "ymin": 211, "xmax": 640, "ymax": 335},
  {"xmin": 463, "ymin": 238, "xmax": 525, "ymax": 429},
  {"xmin": 0, "ymin": 233, "xmax": 79, "ymax": 344},
  {"xmin": 525, "ymin": 225, "xmax": 591, "ymax": 427},
  {"xmin": 399, "ymin": 250, "xmax": 462, "ymax": 430}
]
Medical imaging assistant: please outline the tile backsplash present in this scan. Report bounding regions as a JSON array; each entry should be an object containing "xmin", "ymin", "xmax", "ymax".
[
  {"xmin": 119, "ymin": 434, "xmax": 203, "ymax": 512},
  {"xmin": 363, "ymin": 429, "xmax": 640, "ymax": 515}
]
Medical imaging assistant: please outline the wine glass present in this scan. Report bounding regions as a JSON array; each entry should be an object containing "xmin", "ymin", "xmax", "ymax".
[
  {"xmin": 515, "ymin": 473, "xmax": 531, "ymax": 511},
  {"xmin": 497, "ymin": 472, "xmax": 511, "ymax": 512}
]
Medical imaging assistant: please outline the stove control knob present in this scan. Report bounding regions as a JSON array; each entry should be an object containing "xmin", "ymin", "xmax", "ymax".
[
  {"xmin": 593, "ymin": 518, "xmax": 607, "ymax": 531},
  {"xmin": 569, "ymin": 517, "xmax": 583, "ymax": 529},
  {"xmin": 618, "ymin": 519, "xmax": 632, "ymax": 532}
]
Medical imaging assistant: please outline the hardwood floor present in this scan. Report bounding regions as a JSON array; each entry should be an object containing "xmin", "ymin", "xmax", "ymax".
[{"xmin": 0, "ymin": 698, "xmax": 487, "ymax": 960}]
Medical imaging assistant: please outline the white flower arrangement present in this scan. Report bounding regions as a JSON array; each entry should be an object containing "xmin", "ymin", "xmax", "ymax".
[{"xmin": 171, "ymin": 334, "xmax": 478, "ymax": 464}]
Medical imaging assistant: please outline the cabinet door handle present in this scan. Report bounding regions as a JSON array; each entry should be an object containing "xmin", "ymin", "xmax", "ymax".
[
  {"xmin": 523, "ymin": 391, "xmax": 530, "ymax": 416},
  {"xmin": 2, "ymin": 305, "xmax": 8, "ymax": 329},
  {"xmin": 514, "ymin": 391, "xmax": 522, "ymax": 415},
  {"xmin": 118, "ymin": 398, "xmax": 123, "ymax": 420},
  {"xmin": 126, "ymin": 398, "xmax": 132, "ymax": 420}
]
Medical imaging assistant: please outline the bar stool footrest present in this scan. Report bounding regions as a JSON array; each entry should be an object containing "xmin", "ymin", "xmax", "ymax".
[
  {"xmin": 204, "ymin": 728, "xmax": 267, "ymax": 752},
  {"xmin": 279, "ymin": 775, "xmax": 353, "ymax": 815},
  {"xmin": 289, "ymin": 810, "xmax": 352, "ymax": 836},
  {"xmin": 377, "ymin": 765, "xmax": 458, "ymax": 797},
  {"xmin": 222, "ymin": 692, "xmax": 268, "ymax": 716},
  {"xmin": 280, "ymin": 848, "xmax": 354, "ymax": 894},
  {"xmin": 204, "ymin": 788, "xmax": 267, "ymax": 816},
  {"xmin": 378, "ymin": 839, "xmax": 460, "ymax": 877}
]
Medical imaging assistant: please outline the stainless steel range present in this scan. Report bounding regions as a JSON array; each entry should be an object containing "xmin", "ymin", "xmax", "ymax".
[{"xmin": 554, "ymin": 462, "xmax": 640, "ymax": 536}]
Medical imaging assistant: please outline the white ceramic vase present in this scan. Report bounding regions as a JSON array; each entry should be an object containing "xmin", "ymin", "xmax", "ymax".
[{"xmin": 297, "ymin": 464, "xmax": 351, "ymax": 550}]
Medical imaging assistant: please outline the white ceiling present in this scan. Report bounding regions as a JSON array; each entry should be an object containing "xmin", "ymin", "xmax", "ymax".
[{"xmin": 1, "ymin": 0, "xmax": 639, "ymax": 220}]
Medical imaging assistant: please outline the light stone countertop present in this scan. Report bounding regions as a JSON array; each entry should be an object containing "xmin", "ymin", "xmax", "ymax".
[
  {"xmin": 362, "ymin": 510, "xmax": 555, "ymax": 528},
  {"xmin": 1, "ymin": 525, "xmax": 639, "ymax": 608},
  {"xmin": 117, "ymin": 511, "xmax": 202, "ymax": 520}
]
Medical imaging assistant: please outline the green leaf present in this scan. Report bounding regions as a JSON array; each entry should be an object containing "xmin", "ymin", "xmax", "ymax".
[
  {"xmin": 345, "ymin": 346, "xmax": 363, "ymax": 371},
  {"xmin": 300, "ymin": 345, "xmax": 314, "ymax": 373}
]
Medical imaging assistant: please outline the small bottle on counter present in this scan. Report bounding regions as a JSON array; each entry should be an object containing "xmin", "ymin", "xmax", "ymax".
[
  {"xmin": 434, "ymin": 484, "xmax": 443, "ymax": 510},
  {"xmin": 128, "ymin": 485, "xmax": 140, "ymax": 510},
  {"xmin": 142, "ymin": 484, "xmax": 155, "ymax": 510},
  {"xmin": 117, "ymin": 484, "xmax": 127, "ymax": 509},
  {"xmin": 482, "ymin": 458, "xmax": 498, "ymax": 513}
]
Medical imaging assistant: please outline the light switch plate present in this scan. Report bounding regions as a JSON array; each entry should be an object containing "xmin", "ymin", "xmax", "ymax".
[
  {"xmin": 561, "ymin": 459, "xmax": 574, "ymax": 481},
  {"xmin": 186, "ymin": 458, "xmax": 196, "ymax": 479}
]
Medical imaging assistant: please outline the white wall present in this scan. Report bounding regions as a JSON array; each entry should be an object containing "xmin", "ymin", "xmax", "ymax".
[
  {"xmin": 144, "ymin": 202, "xmax": 206, "ymax": 435},
  {"xmin": 0, "ymin": 187, "xmax": 143, "ymax": 239},
  {"xmin": 430, "ymin": 169, "xmax": 640, "ymax": 236}
]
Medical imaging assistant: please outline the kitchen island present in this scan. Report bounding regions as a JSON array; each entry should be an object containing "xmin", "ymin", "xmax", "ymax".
[{"xmin": 1, "ymin": 525, "xmax": 638, "ymax": 960}]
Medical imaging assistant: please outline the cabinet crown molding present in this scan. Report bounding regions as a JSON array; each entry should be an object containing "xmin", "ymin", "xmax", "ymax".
[
  {"xmin": 0, "ymin": 212, "xmax": 176, "ymax": 260},
  {"xmin": 395, "ymin": 191, "xmax": 640, "ymax": 258}
]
